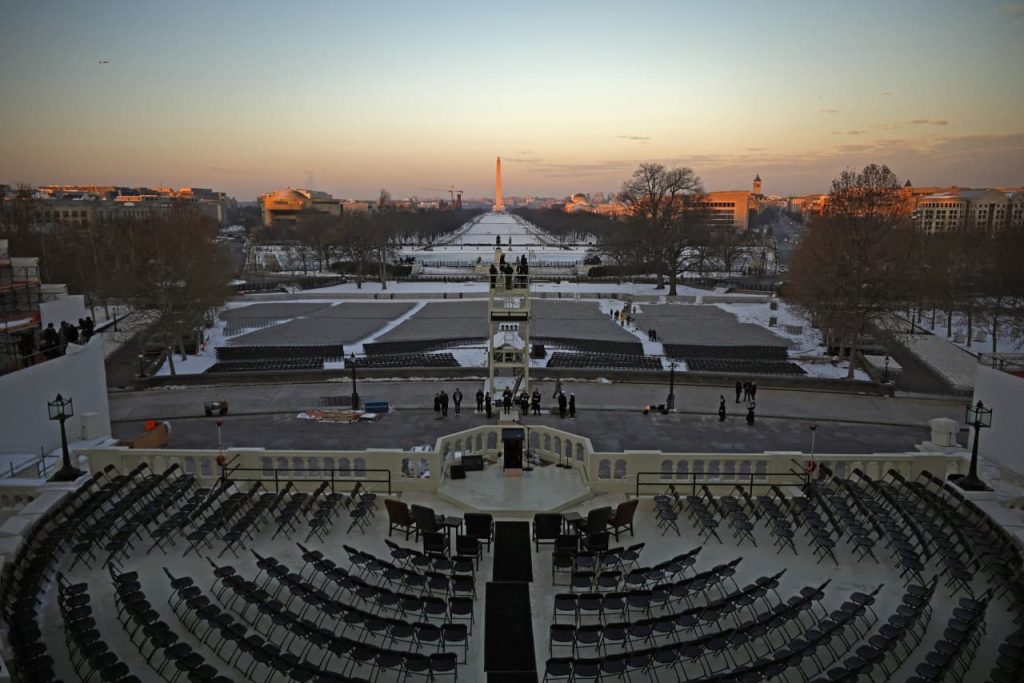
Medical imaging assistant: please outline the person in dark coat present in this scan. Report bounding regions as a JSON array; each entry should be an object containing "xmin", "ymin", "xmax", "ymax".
[
  {"xmin": 531, "ymin": 390, "xmax": 541, "ymax": 415},
  {"xmin": 503, "ymin": 389, "xmax": 512, "ymax": 414},
  {"xmin": 42, "ymin": 323, "xmax": 59, "ymax": 359},
  {"xmin": 568, "ymin": 393, "xmax": 576, "ymax": 418},
  {"xmin": 651, "ymin": 328, "xmax": 657, "ymax": 342},
  {"xmin": 558, "ymin": 392, "xmax": 568, "ymax": 419},
  {"xmin": 750, "ymin": 382, "xmax": 757, "ymax": 400},
  {"xmin": 440, "ymin": 390, "xmax": 449, "ymax": 417},
  {"xmin": 735, "ymin": 380, "xmax": 742, "ymax": 403},
  {"xmin": 718, "ymin": 395, "xmax": 727, "ymax": 422},
  {"xmin": 489, "ymin": 263, "xmax": 498, "ymax": 289},
  {"xmin": 519, "ymin": 391, "xmax": 529, "ymax": 415},
  {"xmin": 475, "ymin": 389, "xmax": 484, "ymax": 413},
  {"xmin": 433, "ymin": 393, "xmax": 442, "ymax": 419},
  {"xmin": 485, "ymin": 392, "xmax": 492, "ymax": 418},
  {"xmin": 743, "ymin": 381, "xmax": 752, "ymax": 402},
  {"xmin": 83, "ymin": 316, "xmax": 95, "ymax": 339},
  {"xmin": 746, "ymin": 401, "xmax": 756, "ymax": 425},
  {"xmin": 452, "ymin": 388, "xmax": 462, "ymax": 415}
]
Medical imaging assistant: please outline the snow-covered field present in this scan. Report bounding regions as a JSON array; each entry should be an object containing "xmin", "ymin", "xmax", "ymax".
[{"xmin": 154, "ymin": 213, "xmax": 863, "ymax": 379}]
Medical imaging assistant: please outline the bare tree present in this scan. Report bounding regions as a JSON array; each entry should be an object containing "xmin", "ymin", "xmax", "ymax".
[
  {"xmin": 618, "ymin": 163, "xmax": 705, "ymax": 295},
  {"xmin": 789, "ymin": 164, "xmax": 917, "ymax": 378}
]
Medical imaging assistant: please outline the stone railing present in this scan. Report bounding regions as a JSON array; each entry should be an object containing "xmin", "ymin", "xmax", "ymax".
[{"xmin": 85, "ymin": 427, "xmax": 969, "ymax": 501}]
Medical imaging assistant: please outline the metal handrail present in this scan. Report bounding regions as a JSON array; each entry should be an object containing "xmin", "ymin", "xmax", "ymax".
[
  {"xmin": 634, "ymin": 468, "xmax": 810, "ymax": 498},
  {"xmin": 218, "ymin": 465, "xmax": 392, "ymax": 495}
]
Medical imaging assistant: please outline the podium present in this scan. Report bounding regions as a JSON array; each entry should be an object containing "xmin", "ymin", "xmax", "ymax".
[{"xmin": 502, "ymin": 427, "xmax": 525, "ymax": 473}]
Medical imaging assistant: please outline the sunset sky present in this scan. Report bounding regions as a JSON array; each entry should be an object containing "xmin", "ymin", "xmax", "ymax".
[{"xmin": 1, "ymin": 0, "xmax": 1022, "ymax": 200}]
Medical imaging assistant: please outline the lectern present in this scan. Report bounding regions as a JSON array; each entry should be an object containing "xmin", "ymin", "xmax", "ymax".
[{"xmin": 502, "ymin": 427, "xmax": 524, "ymax": 471}]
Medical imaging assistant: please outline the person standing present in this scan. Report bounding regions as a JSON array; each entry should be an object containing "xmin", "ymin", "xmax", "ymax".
[
  {"xmin": 750, "ymin": 382, "xmax": 757, "ymax": 401},
  {"xmin": 746, "ymin": 401, "xmax": 756, "ymax": 426},
  {"xmin": 651, "ymin": 329, "xmax": 657, "ymax": 342},
  {"xmin": 735, "ymin": 380, "xmax": 742, "ymax": 403},
  {"xmin": 558, "ymin": 392, "xmax": 568, "ymax": 419},
  {"xmin": 433, "ymin": 393, "xmax": 442, "ymax": 420},
  {"xmin": 718, "ymin": 395, "xmax": 726, "ymax": 422},
  {"xmin": 485, "ymin": 392, "xmax": 493, "ymax": 418},
  {"xmin": 42, "ymin": 323, "xmax": 59, "ymax": 359},
  {"xmin": 503, "ymin": 389, "xmax": 512, "ymax": 415},
  {"xmin": 568, "ymin": 393, "xmax": 576, "ymax": 418},
  {"xmin": 552, "ymin": 378, "xmax": 562, "ymax": 399},
  {"xmin": 440, "ymin": 390, "xmax": 449, "ymax": 417},
  {"xmin": 489, "ymin": 263, "xmax": 498, "ymax": 289},
  {"xmin": 475, "ymin": 389, "xmax": 484, "ymax": 413},
  {"xmin": 531, "ymin": 390, "xmax": 541, "ymax": 415},
  {"xmin": 453, "ymin": 388, "xmax": 463, "ymax": 415}
]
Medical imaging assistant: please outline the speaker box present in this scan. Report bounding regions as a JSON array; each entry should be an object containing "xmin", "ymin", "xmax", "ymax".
[{"xmin": 450, "ymin": 464, "xmax": 465, "ymax": 480}]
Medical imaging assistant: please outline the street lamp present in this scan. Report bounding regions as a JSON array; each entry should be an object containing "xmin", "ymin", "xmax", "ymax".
[
  {"xmin": 137, "ymin": 353, "xmax": 145, "ymax": 377},
  {"xmin": 883, "ymin": 356, "xmax": 890, "ymax": 382},
  {"xmin": 959, "ymin": 401, "xmax": 992, "ymax": 491},
  {"xmin": 48, "ymin": 394, "xmax": 84, "ymax": 482},
  {"xmin": 666, "ymin": 362, "xmax": 676, "ymax": 411},
  {"xmin": 350, "ymin": 353, "xmax": 360, "ymax": 410}
]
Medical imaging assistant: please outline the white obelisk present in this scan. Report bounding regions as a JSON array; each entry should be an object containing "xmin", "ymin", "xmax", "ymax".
[{"xmin": 492, "ymin": 156, "xmax": 505, "ymax": 212}]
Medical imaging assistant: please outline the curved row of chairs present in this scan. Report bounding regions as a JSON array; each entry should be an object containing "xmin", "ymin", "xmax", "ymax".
[
  {"xmin": 2, "ymin": 464, "xmax": 168, "ymax": 682},
  {"xmin": 547, "ymin": 352, "xmax": 663, "ymax": 370},
  {"xmin": 216, "ymin": 345, "xmax": 344, "ymax": 361},
  {"xmin": 664, "ymin": 344, "xmax": 788, "ymax": 361}
]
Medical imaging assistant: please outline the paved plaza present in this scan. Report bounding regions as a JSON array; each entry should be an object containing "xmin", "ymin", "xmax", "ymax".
[{"xmin": 109, "ymin": 379, "xmax": 963, "ymax": 454}]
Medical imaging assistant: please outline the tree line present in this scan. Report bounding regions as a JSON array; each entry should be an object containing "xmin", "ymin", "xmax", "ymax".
[
  {"xmin": 1, "ymin": 191, "xmax": 232, "ymax": 373},
  {"xmin": 787, "ymin": 163, "xmax": 1024, "ymax": 378}
]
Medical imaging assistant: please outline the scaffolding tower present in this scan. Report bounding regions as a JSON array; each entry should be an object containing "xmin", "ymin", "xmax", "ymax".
[{"xmin": 486, "ymin": 248, "xmax": 531, "ymax": 397}]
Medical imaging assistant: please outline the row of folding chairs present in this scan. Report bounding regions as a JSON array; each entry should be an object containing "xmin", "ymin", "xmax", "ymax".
[
  {"xmin": 2, "ymin": 466, "xmax": 134, "ymax": 682},
  {"xmin": 60, "ymin": 571, "xmax": 142, "ymax": 682},
  {"xmin": 905, "ymin": 588, "xmax": 988, "ymax": 683},
  {"xmin": 143, "ymin": 479, "xmax": 241, "ymax": 556},
  {"xmin": 551, "ymin": 539, "xmax": 648, "ymax": 583},
  {"xmin": 211, "ymin": 565, "xmax": 461, "ymax": 680},
  {"xmin": 109, "ymin": 567, "xmax": 232, "ymax": 682},
  {"xmin": 551, "ymin": 579, "xmax": 830, "ymax": 663},
  {"xmin": 348, "ymin": 542, "xmax": 479, "ymax": 594}
]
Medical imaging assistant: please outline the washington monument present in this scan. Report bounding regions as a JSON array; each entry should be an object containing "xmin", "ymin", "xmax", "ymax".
[{"xmin": 492, "ymin": 155, "xmax": 505, "ymax": 212}]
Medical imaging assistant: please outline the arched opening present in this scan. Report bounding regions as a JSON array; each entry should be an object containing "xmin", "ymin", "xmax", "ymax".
[
  {"xmin": 660, "ymin": 460, "xmax": 673, "ymax": 480},
  {"xmin": 598, "ymin": 459, "xmax": 611, "ymax": 479},
  {"xmin": 614, "ymin": 459, "xmax": 627, "ymax": 479}
]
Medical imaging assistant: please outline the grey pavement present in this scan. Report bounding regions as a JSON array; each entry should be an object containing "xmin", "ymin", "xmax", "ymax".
[
  {"xmin": 633, "ymin": 303, "xmax": 788, "ymax": 348},
  {"xmin": 109, "ymin": 378, "xmax": 964, "ymax": 453}
]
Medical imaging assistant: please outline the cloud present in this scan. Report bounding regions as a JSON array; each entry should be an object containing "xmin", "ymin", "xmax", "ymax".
[
  {"xmin": 879, "ymin": 90, "xmax": 894, "ymax": 96},
  {"xmin": 819, "ymin": 108, "xmax": 839, "ymax": 114},
  {"xmin": 999, "ymin": 3, "xmax": 1024, "ymax": 16},
  {"xmin": 910, "ymin": 119, "xmax": 949, "ymax": 126},
  {"xmin": 503, "ymin": 155, "xmax": 544, "ymax": 163},
  {"xmin": 617, "ymin": 135, "xmax": 651, "ymax": 142},
  {"xmin": 832, "ymin": 130, "xmax": 866, "ymax": 136}
]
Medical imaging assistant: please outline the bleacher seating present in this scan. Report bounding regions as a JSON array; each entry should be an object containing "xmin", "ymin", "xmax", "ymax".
[
  {"xmin": 216, "ymin": 344, "xmax": 344, "ymax": 361},
  {"xmin": 535, "ymin": 337, "xmax": 645, "ymax": 356},
  {"xmin": 206, "ymin": 358, "xmax": 324, "ymax": 373},
  {"xmin": 347, "ymin": 352, "xmax": 460, "ymax": 368},
  {"xmin": 664, "ymin": 343, "xmax": 789, "ymax": 361},
  {"xmin": 363, "ymin": 338, "xmax": 482, "ymax": 356},
  {"xmin": 547, "ymin": 352, "xmax": 662, "ymax": 370},
  {"xmin": 685, "ymin": 358, "xmax": 806, "ymax": 375}
]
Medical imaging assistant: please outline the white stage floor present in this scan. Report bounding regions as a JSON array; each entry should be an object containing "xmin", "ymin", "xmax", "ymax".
[{"xmin": 437, "ymin": 458, "xmax": 592, "ymax": 513}]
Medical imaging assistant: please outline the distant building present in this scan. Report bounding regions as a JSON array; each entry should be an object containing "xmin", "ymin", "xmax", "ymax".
[
  {"xmin": 258, "ymin": 188, "xmax": 341, "ymax": 227},
  {"xmin": 913, "ymin": 188, "xmax": 1024, "ymax": 234},
  {"xmin": 27, "ymin": 185, "xmax": 234, "ymax": 225}
]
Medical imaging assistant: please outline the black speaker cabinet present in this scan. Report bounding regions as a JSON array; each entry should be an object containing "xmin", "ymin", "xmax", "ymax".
[
  {"xmin": 450, "ymin": 464, "xmax": 466, "ymax": 480},
  {"xmin": 462, "ymin": 455, "xmax": 484, "ymax": 471}
]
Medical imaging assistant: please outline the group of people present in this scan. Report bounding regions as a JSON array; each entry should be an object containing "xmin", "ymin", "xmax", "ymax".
[
  {"xmin": 646, "ymin": 328, "xmax": 659, "ymax": 342},
  {"xmin": 432, "ymin": 388, "xmax": 463, "ymax": 418},
  {"xmin": 434, "ymin": 384, "xmax": 576, "ymax": 420},
  {"xmin": 488, "ymin": 253, "xmax": 529, "ymax": 289},
  {"xmin": 718, "ymin": 394, "xmax": 757, "ymax": 425},
  {"xmin": 19, "ymin": 317, "xmax": 97, "ymax": 366},
  {"xmin": 735, "ymin": 380, "xmax": 758, "ymax": 403}
]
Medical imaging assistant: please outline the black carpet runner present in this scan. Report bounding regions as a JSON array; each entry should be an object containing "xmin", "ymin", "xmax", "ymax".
[
  {"xmin": 493, "ymin": 521, "xmax": 533, "ymax": 583},
  {"xmin": 485, "ymin": 522, "xmax": 537, "ymax": 681}
]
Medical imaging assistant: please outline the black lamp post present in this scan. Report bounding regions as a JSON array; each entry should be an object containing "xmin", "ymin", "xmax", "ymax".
[
  {"xmin": 883, "ymin": 356, "xmax": 890, "ymax": 382},
  {"xmin": 137, "ymin": 353, "xmax": 145, "ymax": 377},
  {"xmin": 48, "ymin": 393, "xmax": 84, "ymax": 482},
  {"xmin": 666, "ymin": 362, "xmax": 676, "ymax": 411},
  {"xmin": 350, "ymin": 353, "xmax": 360, "ymax": 410},
  {"xmin": 959, "ymin": 400, "xmax": 992, "ymax": 491}
]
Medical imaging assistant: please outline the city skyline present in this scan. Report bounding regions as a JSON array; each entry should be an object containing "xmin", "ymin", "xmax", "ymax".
[{"xmin": 1, "ymin": 0, "xmax": 1022, "ymax": 200}]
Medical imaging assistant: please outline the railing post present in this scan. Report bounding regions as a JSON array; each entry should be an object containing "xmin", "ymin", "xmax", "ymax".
[
  {"xmin": 330, "ymin": 468, "xmax": 335, "ymax": 494},
  {"xmin": 274, "ymin": 470, "xmax": 279, "ymax": 493}
]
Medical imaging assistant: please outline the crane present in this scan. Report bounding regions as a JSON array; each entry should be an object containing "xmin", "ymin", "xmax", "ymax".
[{"xmin": 418, "ymin": 186, "xmax": 464, "ymax": 206}]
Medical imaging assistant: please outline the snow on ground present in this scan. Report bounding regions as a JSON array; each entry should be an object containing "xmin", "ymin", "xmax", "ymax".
[
  {"xmin": 916, "ymin": 311, "xmax": 1023, "ymax": 354},
  {"xmin": 714, "ymin": 300, "xmax": 823, "ymax": 355}
]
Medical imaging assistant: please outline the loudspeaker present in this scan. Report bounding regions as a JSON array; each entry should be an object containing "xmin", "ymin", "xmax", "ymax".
[{"xmin": 450, "ymin": 465, "xmax": 466, "ymax": 480}]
